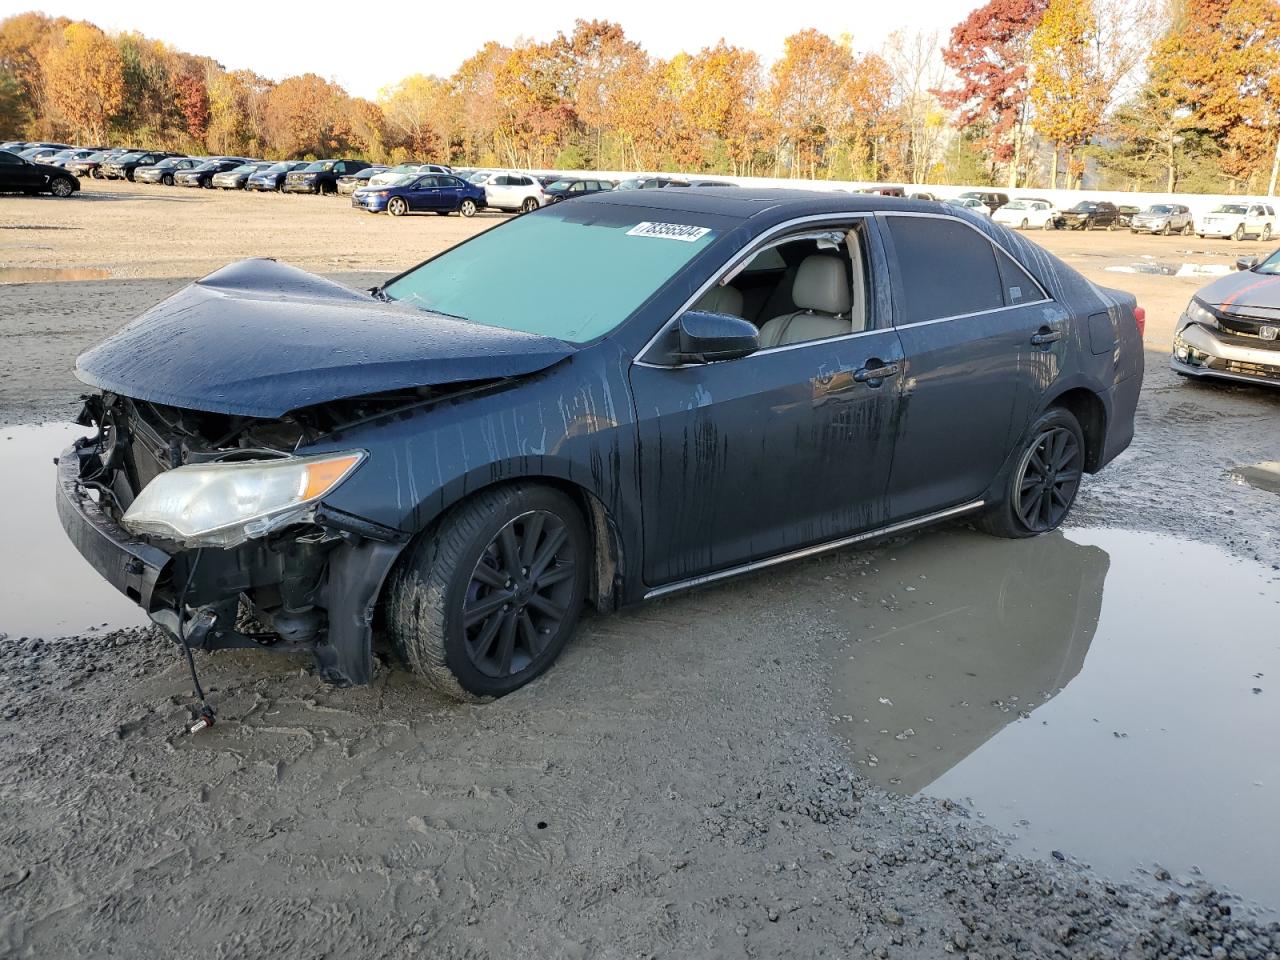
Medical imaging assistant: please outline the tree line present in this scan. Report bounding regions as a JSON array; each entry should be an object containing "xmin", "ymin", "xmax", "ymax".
[{"xmin": 1, "ymin": 2, "xmax": 1277, "ymax": 194}]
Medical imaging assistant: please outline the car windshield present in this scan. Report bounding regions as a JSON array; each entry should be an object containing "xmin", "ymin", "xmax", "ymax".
[
  {"xmin": 303, "ymin": 161, "xmax": 334, "ymax": 172},
  {"xmin": 389, "ymin": 163, "xmax": 422, "ymax": 173},
  {"xmin": 261, "ymin": 163, "xmax": 290, "ymax": 173},
  {"xmin": 1145, "ymin": 205, "xmax": 1174, "ymax": 214},
  {"xmin": 116, "ymin": 153, "xmax": 143, "ymax": 163},
  {"xmin": 155, "ymin": 157, "xmax": 184, "ymax": 168},
  {"xmin": 381, "ymin": 174, "xmax": 417, "ymax": 187},
  {"xmin": 615, "ymin": 178, "xmax": 645, "ymax": 190},
  {"xmin": 1254, "ymin": 249, "xmax": 1280, "ymax": 274},
  {"xmin": 548, "ymin": 179, "xmax": 578, "ymax": 190},
  {"xmin": 230, "ymin": 164, "xmax": 256, "ymax": 173},
  {"xmin": 1003, "ymin": 201, "xmax": 1030, "ymax": 210},
  {"xmin": 382, "ymin": 206, "xmax": 719, "ymax": 343},
  {"xmin": 1213, "ymin": 205, "xmax": 1247, "ymax": 215},
  {"xmin": 192, "ymin": 161, "xmax": 220, "ymax": 171},
  {"xmin": 1069, "ymin": 203, "xmax": 1096, "ymax": 212}
]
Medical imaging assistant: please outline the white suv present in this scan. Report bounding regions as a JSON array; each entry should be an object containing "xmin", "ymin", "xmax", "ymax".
[
  {"xmin": 1196, "ymin": 202, "xmax": 1276, "ymax": 241},
  {"xmin": 483, "ymin": 172, "xmax": 548, "ymax": 213}
]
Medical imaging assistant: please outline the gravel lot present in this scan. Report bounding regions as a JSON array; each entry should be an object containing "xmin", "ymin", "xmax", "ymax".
[{"xmin": 2, "ymin": 180, "xmax": 1279, "ymax": 958}]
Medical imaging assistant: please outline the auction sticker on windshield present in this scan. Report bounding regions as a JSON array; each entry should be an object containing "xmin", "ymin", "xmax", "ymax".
[{"xmin": 626, "ymin": 222, "xmax": 712, "ymax": 242}]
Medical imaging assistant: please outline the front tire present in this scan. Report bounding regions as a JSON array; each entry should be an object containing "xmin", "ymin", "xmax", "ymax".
[
  {"xmin": 1234, "ymin": 224, "xmax": 1246, "ymax": 241},
  {"xmin": 1020, "ymin": 218, "xmax": 1029, "ymax": 230},
  {"xmin": 387, "ymin": 484, "xmax": 589, "ymax": 700},
  {"xmin": 979, "ymin": 408, "xmax": 1085, "ymax": 539},
  {"xmin": 387, "ymin": 197, "xmax": 407, "ymax": 217}
]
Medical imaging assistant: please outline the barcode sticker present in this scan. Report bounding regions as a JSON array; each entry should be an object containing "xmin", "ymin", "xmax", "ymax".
[{"xmin": 626, "ymin": 222, "xmax": 712, "ymax": 242}]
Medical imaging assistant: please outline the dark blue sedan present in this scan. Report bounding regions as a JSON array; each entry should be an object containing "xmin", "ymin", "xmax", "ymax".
[
  {"xmin": 351, "ymin": 172, "xmax": 486, "ymax": 217},
  {"xmin": 58, "ymin": 189, "xmax": 1145, "ymax": 704}
]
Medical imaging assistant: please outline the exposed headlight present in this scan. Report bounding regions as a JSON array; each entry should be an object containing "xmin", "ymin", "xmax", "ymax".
[
  {"xmin": 121, "ymin": 451, "xmax": 365, "ymax": 548},
  {"xmin": 1184, "ymin": 299, "xmax": 1217, "ymax": 328}
]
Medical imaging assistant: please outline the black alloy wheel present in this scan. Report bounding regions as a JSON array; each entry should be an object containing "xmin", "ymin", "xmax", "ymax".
[
  {"xmin": 461, "ymin": 510, "xmax": 578, "ymax": 680},
  {"xmin": 1012, "ymin": 426, "xmax": 1083, "ymax": 534},
  {"xmin": 387, "ymin": 484, "xmax": 589, "ymax": 700}
]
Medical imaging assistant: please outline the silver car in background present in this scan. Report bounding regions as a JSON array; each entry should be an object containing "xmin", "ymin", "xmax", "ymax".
[
  {"xmin": 1173, "ymin": 249, "xmax": 1280, "ymax": 387},
  {"xmin": 1130, "ymin": 204, "xmax": 1194, "ymax": 235}
]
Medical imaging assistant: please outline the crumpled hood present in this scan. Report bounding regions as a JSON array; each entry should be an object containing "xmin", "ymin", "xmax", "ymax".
[
  {"xmin": 1196, "ymin": 270, "xmax": 1280, "ymax": 317},
  {"xmin": 75, "ymin": 258, "xmax": 576, "ymax": 418}
]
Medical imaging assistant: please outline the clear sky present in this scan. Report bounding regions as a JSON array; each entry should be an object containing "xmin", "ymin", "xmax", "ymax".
[{"xmin": 7, "ymin": 0, "xmax": 978, "ymax": 99}]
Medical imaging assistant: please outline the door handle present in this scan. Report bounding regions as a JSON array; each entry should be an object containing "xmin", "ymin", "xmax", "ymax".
[
  {"xmin": 1030, "ymin": 329, "xmax": 1062, "ymax": 346},
  {"xmin": 853, "ymin": 362, "xmax": 900, "ymax": 384}
]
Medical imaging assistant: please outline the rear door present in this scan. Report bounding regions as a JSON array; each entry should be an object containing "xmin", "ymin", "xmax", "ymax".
[{"xmin": 879, "ymin": 213, "xmax": 1060, "ymax": 519}]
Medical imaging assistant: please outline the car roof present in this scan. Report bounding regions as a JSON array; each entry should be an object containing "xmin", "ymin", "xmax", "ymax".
[{"xmin": 572, "ymin": 186, "xmax": 967, "ymax": 224}]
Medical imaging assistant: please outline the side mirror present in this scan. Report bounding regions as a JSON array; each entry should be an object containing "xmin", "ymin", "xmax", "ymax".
[
  {"xmin": 1237, "ymin": 255, "xmax": 1260, "ymax": 271},
  {"xmin": 677, "ymin": 310, "xmax": 759, "ymax": 363}
]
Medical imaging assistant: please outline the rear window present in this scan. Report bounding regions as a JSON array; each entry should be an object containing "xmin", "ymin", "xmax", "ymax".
[
  {"xmin": 382, "ymin": 207, "xmax": 721, "ymax": 343},
  {"xmin": 885, "ymin": 216, "xmax": 1004, "ymax": 323}
]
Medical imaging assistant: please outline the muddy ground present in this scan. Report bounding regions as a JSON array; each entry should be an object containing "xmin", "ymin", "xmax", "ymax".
[{"xmin": 1, "ymin": 181, "xmax": 1279, "ymax": 958}]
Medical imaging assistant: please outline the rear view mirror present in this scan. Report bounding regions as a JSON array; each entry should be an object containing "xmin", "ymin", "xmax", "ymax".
[
  {"xmin": 1237, "ymin": 256, "xmax": 1260, "ymax": 271},
  {"xmin": 677, "ymin": 310, "xmax": 759, "ymax": 363}
]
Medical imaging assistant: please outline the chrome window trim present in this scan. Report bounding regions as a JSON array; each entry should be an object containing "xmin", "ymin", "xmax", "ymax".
[
  {"xmin": 633, "ymin": 209, "xmax": 1055, "ymax": 369},
  {"xmin": 643, "ymin": 499, "xmax": 986, "ymax": 599}
]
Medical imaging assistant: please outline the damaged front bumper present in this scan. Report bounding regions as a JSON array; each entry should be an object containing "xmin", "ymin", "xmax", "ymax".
[
  {"xmin": 1172, "ymin": 321, "xmax": 1280, "ymax": 387},
  {"xmin": 56, "ymin": 434, "xmax": 406, "ymax": 685}
]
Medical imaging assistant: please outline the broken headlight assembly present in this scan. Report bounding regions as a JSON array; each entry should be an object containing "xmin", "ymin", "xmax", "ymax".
[
  {"xmin": 1183, "ymin": 298, "xmax": 1218, "ymax": 329},
  {"xmin": 120, "ymin": 451, "xmax": 365, "ymax": 548},
  {"xmin": 1172, "ymin": 332, "xmax": 1209, "ymax": 366}
]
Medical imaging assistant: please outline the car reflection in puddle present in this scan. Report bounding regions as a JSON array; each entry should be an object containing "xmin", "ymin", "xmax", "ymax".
[
  {"xmin": 0, "ymin": 423, "xmax": 150, "ymax": 638},
  {"xmin": 828, "ymin": 527, "xmax": 1280, "ymax": 914}
]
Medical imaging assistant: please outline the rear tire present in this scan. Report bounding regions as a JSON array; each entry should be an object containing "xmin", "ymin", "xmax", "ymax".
[
  {"xmin": 978, "ymin": 408, "xmax": 1085, "ymax": 540},
  {"xmin": 1183, "ymin": 222, "xmax": 1193, "ymax": 236},
  {"xmin": 1262, "ymin": 225, "xmax": 1272, "ymax": 242},
  {"xmin": 520, "ymin": 196, "xmax": 539, "ymax": 214},
  {"xmin": 387, "ymin": 484, "xmax": 589, "ymax": 700},
  {"xmin": 460, "ymin": 198, "xmax": 478, "ymax": 217},
  {"xmin": 161, "ymin": 173, "xmax": 174, "ymax": 186},
  {"xmin": 50, "ymin": 177, "xmax": 75, "ymax": 198}
]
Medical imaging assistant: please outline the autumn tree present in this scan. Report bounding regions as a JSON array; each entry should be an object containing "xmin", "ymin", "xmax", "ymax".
[
  {"xmin": 768, "ymin": 30, "xmax": 856, "ymax": 178},
  {"xmin": 173, "ymin": 70, "xmax": 209, "ymax": 142},
  {"xmin": 42, "ymin": 22, "xmax": 125, "ymax": 143},
  {"xmin": 939, "ymin": 0, "xmax": 1049, "ymax": 186},
  {"xmin": 263, "ymin": 73, "xmax": 352, "ymax": 157},
  {"xmin": 563, "ymin": 20, "xmax": 645, "ymax": 167},
  {"xmin": 1029, "ymin": 0, "xmax": 1106, "ymax": 187},
  {"xmin": 679, "ymin": 41, "xmax": 766, "ymax": 175},
  {"xmin": 380, "ymin": 74, "xmax": 456, "ymax": 158},
  {"xmin": 0, "ymin": 13, "xmax": 68, "ymax": 136},
  {"xmin": 1146, "ymin": 0, "xmax": 1280, "ymax": 189}
]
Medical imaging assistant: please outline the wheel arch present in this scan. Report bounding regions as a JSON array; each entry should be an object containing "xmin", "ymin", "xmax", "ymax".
[
  {"xmin": 393, "ymin": 474, "xmax": 628, "ymax": 614},
  {"xmin": 1045, "ymin": 385, "xmax": 1107, "ymax": 473}
]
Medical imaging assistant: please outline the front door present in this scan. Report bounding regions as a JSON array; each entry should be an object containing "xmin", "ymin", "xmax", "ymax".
[{"xmin": 629, "ymin": 222, "xmax": 904, "ymax": 587}]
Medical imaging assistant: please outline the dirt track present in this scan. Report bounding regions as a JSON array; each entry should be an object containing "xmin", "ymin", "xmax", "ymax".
[{"xmin": 2, "ymin": 181, "xmax": 1279, "ymax": 958}]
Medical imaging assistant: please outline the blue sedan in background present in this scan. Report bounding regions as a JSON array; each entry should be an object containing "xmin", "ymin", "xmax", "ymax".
[{"xmin": 351, "ymin": 173, "xmax": 486, "ymax": 217}]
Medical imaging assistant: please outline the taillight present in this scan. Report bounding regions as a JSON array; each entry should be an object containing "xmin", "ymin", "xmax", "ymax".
[{"xmin": 1133, "ymin": 306, "xmax": 1146, "ymax": 337}]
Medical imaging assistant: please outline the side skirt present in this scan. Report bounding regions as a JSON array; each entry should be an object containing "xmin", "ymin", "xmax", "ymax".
[{"xmin": 642, "ymin": 500, "xmax": 985, "ymax": 601}]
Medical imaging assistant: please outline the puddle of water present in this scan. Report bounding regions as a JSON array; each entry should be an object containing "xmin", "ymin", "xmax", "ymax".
[
  {"xmin": 827, "ymin": 527, "xmax": 1280, "ymax": 913},
  {"xmin": 0, "ymin": 266, "xmax": 111, "ymax": 283},
  {"xmin": 1232, "ymin": 461, "xmax": 1280, "ymax": 496},
  {"xmin": 0, "ymin": 423, "xmax": 150, "ymax": 638}
]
